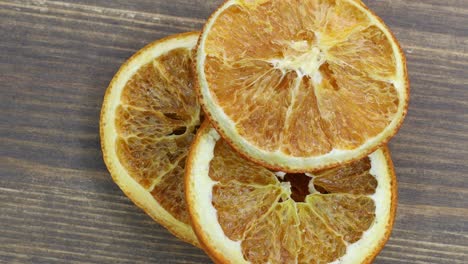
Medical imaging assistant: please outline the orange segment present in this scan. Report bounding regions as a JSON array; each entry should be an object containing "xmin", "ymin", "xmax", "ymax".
[
  {"xmin": 121, "ymin": 50, "xmax": 197, "ymax": 115},
  {"xmin": 209, "ymin": 140, "xmax": 278, "ymax": 185},
  {"xmin": 313, "ymin": 157, "xmax": 378, "ymax": 194},
  {"xmin": 280, "ymin": 77, "xmax": 332, "ymax": 157},
  {"xmin": 327, "ymin": 25, "xmax": 397, "ymax": 80},
  {"xmin": 306, "ymin": 194, "xmax": 376, "ymax": 243},
  {"xmin": 115, "ymin": 105, "xmax": 187, "ymax": 138},
  {"xmin": 205, "ymin": 3, "xmax": 289, "ymax": 61},
  {"xmin": 116, "ymin": 136, "xmax": 191, "ymax": 188},
  {"xmin": 212, "ymin": 182, "xmax": 281, "ymax": 240},
  {"xmin": 297, "ymin": 203, "xmax": 346, "ymax": 263},
  {"xmin": 316, "ymin": 62, "xmax": 399, "ymax": 148},
  {"xmin": 100, "ymin": 32, "xmax": 200, "ymax": 246},
  {"xmin": 197, "ymin": 0, "xmax": 409, "ymax": 171},
  {"xmin": 318, "ymin": 0, "xmax": 370, "ymax": 44},
  {"xmin": 151, "ymin": 159, "xmax": 190, "ymax": 224},
  {"xmin": 241, "ymin": 200, "xmax": 301, "ymax": 264}
]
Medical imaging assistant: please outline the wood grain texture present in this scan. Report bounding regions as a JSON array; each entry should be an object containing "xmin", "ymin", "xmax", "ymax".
[{"xmin": 0, "ymin": 0, "xmax": 467, "ymax": 263}]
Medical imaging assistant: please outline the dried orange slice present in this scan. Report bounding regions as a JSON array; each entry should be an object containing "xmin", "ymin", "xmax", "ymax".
[
  {"xmin": 195, "ymin": 0, "xmax": 409, "ymax": 171},
  {"xmin": 100, "ymin": 32, "xmax": 200, "ymax": 246},
  {"xmin": 186, "ymin": 123, "xmax": 397, "ymax": 263}
]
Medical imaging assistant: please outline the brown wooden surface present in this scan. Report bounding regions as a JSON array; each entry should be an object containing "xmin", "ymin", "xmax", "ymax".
[{"xmin": 1, "ymin": 0, "xmax": 467, "ymax": 263}]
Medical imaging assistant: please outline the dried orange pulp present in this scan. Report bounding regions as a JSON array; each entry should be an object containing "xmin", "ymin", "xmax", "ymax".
[
  {"xmin": 100, "ymin": 32, "xmax": 200, "ymax": 246},
  {"xmin": 186, "ymin": 123, "xmax": 397, "ymax": 264},
  {"xmin": 195, "ymin": 0, "xmax": 409, "ymax": 172}
]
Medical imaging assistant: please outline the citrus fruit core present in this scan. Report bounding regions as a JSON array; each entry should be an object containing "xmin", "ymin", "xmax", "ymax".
[{"xmin": 276, "ymin": 173, "xmax": 312, "ymax": 203}]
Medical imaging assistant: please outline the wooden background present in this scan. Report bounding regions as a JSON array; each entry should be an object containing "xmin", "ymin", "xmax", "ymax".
[{"xmin": 1, "ymin": 0, "xmax": 467, "ymax": 263}]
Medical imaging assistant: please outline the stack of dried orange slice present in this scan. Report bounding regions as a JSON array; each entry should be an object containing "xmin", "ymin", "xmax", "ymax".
[{"xmin": 101, "ymin": 0, "xmax": 409, "ymax": 263}]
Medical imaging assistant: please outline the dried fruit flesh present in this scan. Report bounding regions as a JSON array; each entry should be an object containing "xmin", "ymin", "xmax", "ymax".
[
  {"xmin": 197, "ymin": 0, "xmax": 408, "ymax": 171},
  {"xmin": 101, "ymin": 32, "xmax": 200, "ymax": 246},
  {"xmin": 186, "ymin": 125, "xmax": 396, "ymax": 263}
]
